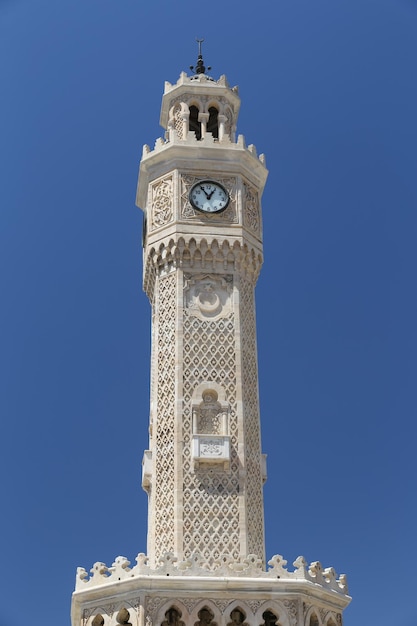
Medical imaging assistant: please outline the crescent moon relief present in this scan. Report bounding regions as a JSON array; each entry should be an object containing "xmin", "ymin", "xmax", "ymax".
[
  {"xmin": 184, "ymin": 274, "xmax": 232, "ymax": 320},
  {"xmin": 197, "ymin": 282, "xmax": 221, "ymax": 315}
]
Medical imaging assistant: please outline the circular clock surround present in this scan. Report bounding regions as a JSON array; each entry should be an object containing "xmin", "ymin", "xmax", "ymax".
[{"xmin": 189, "ymin": 179, "xmax": 230, "ymax": 214}]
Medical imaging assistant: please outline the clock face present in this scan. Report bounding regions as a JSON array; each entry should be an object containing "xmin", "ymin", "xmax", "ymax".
[{"xmin": 189, "ymin": 180, "xmax": 230, "ymax": 213}]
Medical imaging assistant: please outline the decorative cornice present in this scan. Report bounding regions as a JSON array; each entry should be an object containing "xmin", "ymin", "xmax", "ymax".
[{"xmin": 143, "ymin": 236, "xmax": 263, "ymax": 298}]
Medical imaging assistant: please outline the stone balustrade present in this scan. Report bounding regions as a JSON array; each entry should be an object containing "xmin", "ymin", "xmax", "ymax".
[{"xmin": 76, "ymin": 552, "xmax": 348, "ymax": 597}]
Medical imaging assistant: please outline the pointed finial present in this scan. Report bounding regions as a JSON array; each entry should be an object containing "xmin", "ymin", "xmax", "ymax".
[{"xmin": 189, "ymin": 38, "xmax": 212, "ymax": 75}]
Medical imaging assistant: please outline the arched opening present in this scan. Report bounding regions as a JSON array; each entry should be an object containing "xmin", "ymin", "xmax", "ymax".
[
  {"xmin": 227, "ymin": 608, "xmax": 247, "ymax": 626},
  {"xmin": 116, "ymin": 608, "xmax": 132, "ymax": 625},
  {"xmin": 92, "ymin": 615, "xmax": 104, "ymax": 626},
  {"xmin": 195, "ymin": 607, "xmax": 216, "ymax": 626},
  {"xmin": 309, "ymin": 614, "xmax": 320, "ymax": 626},
  {"xmin": 161, "ymin": 607, "xmax": 185, "ymax": 626},
  {"xmin": 260, "ymin": 611, "xmax": 279, "ymax": 626},
  {"xmin": 207, "ymin": 106, "xmax": 219, "ymax": 138},
  {"xmin": 189, "ymin": 105, "xmax": 201, "ymax": 140}
]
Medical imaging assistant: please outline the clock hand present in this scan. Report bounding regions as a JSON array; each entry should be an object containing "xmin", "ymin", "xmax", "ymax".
[
  {"xmin": 199, "ymin": 186, "xmax": 209, "ymax": 198},
  {"xmin": 207, "ymin": 190, "xmax": 215, "ymax": 199}
]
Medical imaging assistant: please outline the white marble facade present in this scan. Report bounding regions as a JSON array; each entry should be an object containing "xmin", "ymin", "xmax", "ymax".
[{"xmin": 71, "ymin": 63, "xmax": 351, "ymax": 626}]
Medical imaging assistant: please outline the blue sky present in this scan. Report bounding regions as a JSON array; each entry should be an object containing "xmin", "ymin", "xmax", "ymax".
[{"xmin": 1, "ymin": 1, "xmax": 416, "ymax": 625}]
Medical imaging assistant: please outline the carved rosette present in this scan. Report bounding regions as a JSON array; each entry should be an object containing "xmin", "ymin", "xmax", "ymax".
[
  {"xmin": 150, "ymin": 176, "xmax": 174, "ymax": 230},
  {"xmin": 181, "ymin": 174, "xmax": 237, "ymax": 222}
]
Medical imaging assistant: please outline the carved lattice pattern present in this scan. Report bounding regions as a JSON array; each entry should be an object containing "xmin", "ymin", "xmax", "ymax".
[
  {"xmin": 173, "ymin": 104, "xmax": 183, "ymax": 139},
  {"xmin": 240, "ymin": 277, "xmax": 265, "ymax": 558},
  {"xmin": 182, "ymin": 305, "xmax": 239, "ymax": 563},
  {"xmin": 153, "ymin": 272, "xmax": 177, "ymax": 560}
]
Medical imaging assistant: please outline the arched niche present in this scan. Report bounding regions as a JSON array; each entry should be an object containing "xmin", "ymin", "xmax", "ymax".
[
  {"xmin": 189, "ymin": 600, "xmax": 221, "ymax": 626},
  {"xmin": 191, "ymin": 383, "xmax": 230, "ymax": 469},
  {"xmin": 155, "ymin": 602, "xmax": 187, "ymax": 626},
  {"xmin": 304, "ymin": 608, "xmax": 322, "ymax": 626},
  {"xmin": 225, "ymin": 603, "xmax": 250, "ymax": 626},
  {"xmin": 253, "ymin": 602, "xmax": 291, "ymax": 626},
  {"xmin": 323, "ymin": 612, "xmax": 338, "ymax": 626},
  {"xmin": 115, "ymin": 607, "xmax": 133, "ymax": 626}
]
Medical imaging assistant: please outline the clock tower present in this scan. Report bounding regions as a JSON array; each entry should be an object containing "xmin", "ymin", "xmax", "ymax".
[{"xmin": 71, "ymin": 48, "xmax": 351, "ymax": 626}]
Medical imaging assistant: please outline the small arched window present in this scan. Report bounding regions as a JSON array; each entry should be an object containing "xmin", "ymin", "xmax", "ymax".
[
  {"xmin": 189, "ymin": 105, "xmax": 201, "ymax": 140},
  {"xmin": 207, "ymin": 106, "xmax": 219, "ymax": 138}
]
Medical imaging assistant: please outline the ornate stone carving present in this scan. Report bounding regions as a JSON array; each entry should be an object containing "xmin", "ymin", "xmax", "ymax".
[
  {"xmin": 243, "ymin": 182, "xmax": 260, "ymax": 235},
  {"xmin": 213, "ymin": 600, "xmax": 231, "ymax": 614},
  {"xmin": 182, "ymin": 308, "xmax": 239, "ymax": 563},
  {"xmin": 240, "ymin": 277, "xmax": 265, "ymax": 558},
  {"xmin": 143, "ymin": 237, "xmax": 263, "ymax": 299},
  {"xmin": 283, "ymin": 601, "xmax": 297, "ymax": 626},
  {"xmin": 247, "ymin": 602, "xmax": 262, "ymax": 614},
  {"xmin": 224, "ymin": 107, "xmax": 233, "ymax": 140},
  {"xmin": 150, "ymin": 176, "xmax": 173, "ymax": 230},
  {"xmin": 76, "ymin": 553, "xmax": 349, "ymax": 591},
  {"xmin": 146, "ymin": 597, "xmax": 165, "ymax": 620},
  {"xmin": 184, "ymin": 274, "xmax": 232, "ymax": 321},
  {"xmin": 179, "ymin": 598, "xmax": 199, "ymax": 613},
  {"xmin": 152, "ymin": 273, "xmax": 177, "ymax": 562},
  {"xmin": 83, "ymin": 608, "xmax": 94, "ymax": 626},
  {"xmin": 173, "ymin": 104, "xmax": 184, "ymax": 140}
]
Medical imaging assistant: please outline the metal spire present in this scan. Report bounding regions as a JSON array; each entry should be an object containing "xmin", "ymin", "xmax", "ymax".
[{"xmin": 189, "ymin": 38, "xmax": 212, "ymax": 75}]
